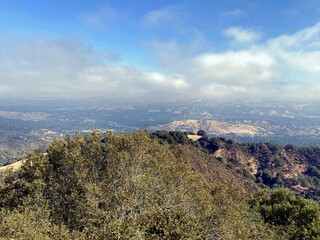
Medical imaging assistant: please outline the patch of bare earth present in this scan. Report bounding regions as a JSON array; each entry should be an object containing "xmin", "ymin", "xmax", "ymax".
[
  {"xmin": 0, "ymin": 159, "xmax": 26, "ymax": 173},
  {"xmin": 154, "ymin": 120, "xmax": 270, "ymax": 136},
  {"xmin": 187, "ymin": 134, "xmax": 202, "ymax": 141}
]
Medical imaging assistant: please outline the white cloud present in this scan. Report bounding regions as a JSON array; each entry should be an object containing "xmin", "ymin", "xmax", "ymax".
[
  {"xmin": 201, "ymin": 84, "xmax": 250, "ymax": 98},
  {"xmin": 267, "ymin": 22, "xmax": 320, "ymax": 50},
  {"xmin": 144, "ymin": 72, "xmax": 188, "ymax": 89},
  {"xmin": 2, "ymin": 22, "xmax": 320, "ymax": 102},
  {"xmin": 192, "ymin": 50, "xmax": 277, "ymax": 84},
  {"xmin": 0, "ymin": 38, "xmax": 189, "ymax": 100},
  {"xmin": 141, "ymin": 7, "xmax": 181, "ymax": 27},
  {"xmin": 148, "ymin": 22, "xmax": 320, "ymax": 101},
  {"xmin": 223, "ymin": 27, "xmax": 261, "ymax": 44},
  {"xmin": 281, "ymin": 51, "xmax": 320, "ymax": 73}
]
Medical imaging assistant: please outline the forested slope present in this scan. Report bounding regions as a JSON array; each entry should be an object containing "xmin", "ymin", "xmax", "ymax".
[
  {"xmin": 152, "ymin": 130, "xmax": 320, "ymax": 201},
  {"xmin": 0, "ymin": 131, "xmax": 319, "ymax": 239}
]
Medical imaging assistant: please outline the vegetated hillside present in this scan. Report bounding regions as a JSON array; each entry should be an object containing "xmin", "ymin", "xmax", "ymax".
[
  {"xmin": 0, "ymin": 131, "xmax": 320, "ymax": 239},
  {"xmin": 0, "ymin": 126, "xmax": 60, "ymax": 165},
  {"xmin": 211, "ymin": 139, "xmax": 320, "ymax": 200},
  {"xmin": 151, "ymin": 130, "xmax": 320, "ymax": 201},
  {"xmin": 173, "ymin": 146, "xmax": 258, "ymax": 193}
]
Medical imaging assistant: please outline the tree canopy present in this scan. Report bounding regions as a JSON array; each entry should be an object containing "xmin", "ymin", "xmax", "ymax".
[{"xmin": 0, "ymin": 131, "xmax": 319, "ymax": 239}]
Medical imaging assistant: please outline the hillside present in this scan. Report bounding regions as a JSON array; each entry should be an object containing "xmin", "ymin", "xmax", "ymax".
[
  {"xmin": 175, "ymin": 146, "xmax": 258, "ymax": 193},
  {"xmin": 0, "ymin": 131, "xmax": 320, "ymax": 239},
  {"xmin": 213, "ymin": 140, "xmax": 320, "ymax": 200},
  {"xmin": 4, "ymin": 130, "xmax": 320, "ymax": 200},
  {"xmin": 152, "ymin": 130, "xmax": 320, "ymax": 201},
  {"xmin": 0, "ymin": 131, "xmax": 266, "ymax": 239},
  {"xmin": 151, "ymin": 119, "xmax": 271, "ymax": 136}
]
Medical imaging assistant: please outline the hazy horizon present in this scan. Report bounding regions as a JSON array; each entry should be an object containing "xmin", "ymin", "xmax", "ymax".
[{"xmin": 1, "ymin": 1, "xmax": 320, "ymax": 102}]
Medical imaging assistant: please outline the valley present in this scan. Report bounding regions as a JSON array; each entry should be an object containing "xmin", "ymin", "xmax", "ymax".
[{"xmin": 0, "ymin": 98, "xmax": 319, "ymax": 165}]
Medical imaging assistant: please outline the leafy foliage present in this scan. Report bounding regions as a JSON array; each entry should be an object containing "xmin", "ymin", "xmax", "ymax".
[
  {"xmin": 150, "ymin": 130, "xmax": 197, "ymax": 146},
  {"xmin": 1, "ymin": 131, "xmax": 320, "ymax": 239},
  {"xmin": 250, "ymin": 188, "xmax": 320, "ymax": 239},
  {"xmin": 0, "ymin": 131, "xmax": 272, "ymax": 239}
]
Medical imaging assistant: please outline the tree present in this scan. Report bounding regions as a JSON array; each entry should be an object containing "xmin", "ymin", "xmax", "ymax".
[
  {"xmin": 0, "ymin": 131, "xmax": 280, "ymax": 239},
  {"xmin": 250, "ymin": 188, "xmax": 320, "ymax": 239},
  {"xmin": 197, "ymin": 129, "xmax": 207, "ymax": 138}
]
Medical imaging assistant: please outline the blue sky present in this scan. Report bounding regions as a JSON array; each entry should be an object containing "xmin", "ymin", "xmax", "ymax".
[{"xmin": 1, "ymin": 0, "xmax": 320, "ymax": 101}]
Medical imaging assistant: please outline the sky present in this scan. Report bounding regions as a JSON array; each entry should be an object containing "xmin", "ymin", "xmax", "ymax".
[{"xmin": 1, "ymin": 0, "xmax": 320, "ymax": 102}]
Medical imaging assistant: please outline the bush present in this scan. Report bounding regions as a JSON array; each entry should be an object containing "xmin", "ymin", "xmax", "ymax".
[
  {"xmin": 250, "ymin": 188, "xmax": 320, "ymax": 239},
  {"xmin": 0, "ymin": 131, "xmax": 272, "ymax": 239}
]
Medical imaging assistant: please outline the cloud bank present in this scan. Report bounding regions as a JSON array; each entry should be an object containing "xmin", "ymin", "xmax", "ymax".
[{"xmin": 1, "ymin": 23, "xmax": 320, "ymax": 101}]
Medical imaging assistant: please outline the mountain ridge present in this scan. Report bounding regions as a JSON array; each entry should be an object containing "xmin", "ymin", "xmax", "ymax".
[{"xmin": 151, "ymin": 119, "xmax": 272, "ymax": 136}]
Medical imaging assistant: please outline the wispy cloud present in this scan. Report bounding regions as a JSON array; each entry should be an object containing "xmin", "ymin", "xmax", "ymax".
[
  {"xmin": 267, "ymin": 22, "xmax": 320, "ymax": 49},
  {"xmin": 223, "ymin": 26, "xmax": 261, "ymax": 44},
  {"xmin": 221, "ymin": 9, "xmax": 246, "ymax": 17},
  {"xmin": 83, "ymin": 5, "xmax": 118, "ymax": 27},
  {"xmin": 141, "ymin": 6, "xmax": 183, "ymax": 27}
]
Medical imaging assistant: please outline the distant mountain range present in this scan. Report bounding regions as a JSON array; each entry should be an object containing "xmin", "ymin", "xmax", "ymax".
[
  {"xmin": 150, "ymin": 119, "xmax": 272, "ymax": 136},
  {"xmin": 0, "ymin": 99, "xmax": 320, "ymax": 165}
]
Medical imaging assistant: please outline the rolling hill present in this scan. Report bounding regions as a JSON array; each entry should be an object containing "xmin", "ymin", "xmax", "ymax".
[{"xmin": 151, "ymin": 119, "xmax": 272, "ymax": 136}]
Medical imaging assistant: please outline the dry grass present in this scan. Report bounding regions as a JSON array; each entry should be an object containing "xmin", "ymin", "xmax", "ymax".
[
  {"xmin": 0, "ymin": 159, "xmax": 26, "ymax": 173},
  {"xmin": 187, "ymin": 134, "xmax": 202, "ymax": 141},
  {"xmin": 155, "ymin": 120, "xmax": 269, "ymax": 136}
]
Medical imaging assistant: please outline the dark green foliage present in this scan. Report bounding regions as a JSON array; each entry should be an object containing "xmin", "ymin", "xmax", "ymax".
[
  {"xmin": 256, "ymin": 169, "xmax": 279, "ymax": 187},
  {"xmin": 150, "ymin": 130, "xmax": 197, "ymax": 146},
  {"xmin": 247, "ymin": 142, "xmax": 280, "ymax": 156},
  {"xmin": 299, "ymin": 174, "xmax": 320, "ymax": 192},
  {"xmin": 301, "ymin": 146, "xmax": 320, "ymax": 165},
  {"xmin": 285, "ymin": 144, "xmax": 298, "ymax": 152},
  {"xmin": 249, "ymin": 143, "xmax": 260, "ymax": 154},
  {"xmin": 304, "ymin": 188, "xmax": 320, "ymax": 202},
  {"xmin": 296, "ymin": 166, "xmax": 320, "ymax": 193},
  {"xmin": 274, "ymin": 156, "xmax": 284, "ymax": 167},
  {"xmin": 150, "ymin": 130, "xmax": 175, "ymax": 144},
  {"xmin": 250, "ymin": 188, "xmax": 320, "ymax": 239},
  {"xmin": 197, "ymin": 129, "xmax": 207, "ymax": 137},
  {"xmin": 265, "ymin": 142, "xmax": 281, "ymax": 154},
  {"xmin": 216, "ymin": 156, "xmax": 224, "ymax": 163},
  {"xmin": 226, "ymin": 139, "xmax": 236, "ymax": 145},
  {"xmin": 306, "ymin": 166, "xmax": 320, "ymax": 179},
  {"xmin": 236, "ymin": 167, "xmax": 256, "ymax": 181},
  {"xmin": 198, "ymin": 137, "xmax": 222, "ymax": 153},
  {"xmin": 255, "ymin": 170, "xmax": 286, "ymax": 188},
  {"xmin": 0, "ymin": 131, "xmax": 319, "ymax": 239}
]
